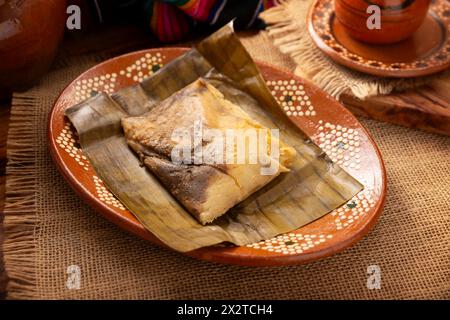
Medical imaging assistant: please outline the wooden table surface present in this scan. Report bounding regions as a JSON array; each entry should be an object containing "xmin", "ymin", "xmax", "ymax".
[{"xmin": 0, "ymin": 25, "xmax": 448, "ymax": 300}]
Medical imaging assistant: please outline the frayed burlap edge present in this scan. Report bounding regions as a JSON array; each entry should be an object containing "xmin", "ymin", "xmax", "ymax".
[
  {"xmin": 2, "ymin": 94, "xmax": 39, "ymax": 300},
  {"xmin": 261, "ymin": 0, "xmax": 450, "ymax": 99}
]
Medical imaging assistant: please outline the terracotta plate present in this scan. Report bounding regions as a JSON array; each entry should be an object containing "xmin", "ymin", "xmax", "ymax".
[
  {"xmin": 308, "ymin": 0, "xmax": 450, "ymax": 77},
  {"xmin": 48, "ymin": 48, "xmax": 386, "ymax": 266}
]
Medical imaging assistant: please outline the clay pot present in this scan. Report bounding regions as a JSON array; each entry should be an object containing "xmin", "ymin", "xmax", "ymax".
[
  {"xmin": 0, "ymin": 0, "xmax": 67, "ymax": 95},
  {"xmin": 335, "ymin": 0, "xmax": 432, "ymax": 44}
]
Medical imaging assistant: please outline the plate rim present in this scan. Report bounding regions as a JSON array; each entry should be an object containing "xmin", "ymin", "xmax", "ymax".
[
  {"xmin": 48, "ymin": 47, "xmax": 387, "ymax": 266},
  {"xmin": 307, "ymin": 0, "xmax": 450, "ymax": 78}
]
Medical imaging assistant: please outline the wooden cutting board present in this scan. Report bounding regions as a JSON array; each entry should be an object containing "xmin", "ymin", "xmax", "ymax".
[{"xmin": 341, "ymin": 77, "xmax": 450, "ymax": 136}]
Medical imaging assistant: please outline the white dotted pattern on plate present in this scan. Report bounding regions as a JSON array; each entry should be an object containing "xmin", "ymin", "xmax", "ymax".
[
  {"xmin": 73, "ymin": 52, "xmax": 165, "ymax": 103},
  {"xmin": 119, "ymin": 52, "xmax": 165, "ymax": 82},
  {"xmin": 266, "ymin": 79, "xmax": 317, "ymax": 117},
  {"xmin": 74, "ymin": 73, "xmax": 118, "ymax": 103},
  {"xmin": 247, "ymin": 233, "xmax": 333, "ymax": 255},
  {"xmin": 332, "ymin": 188, "xmax": 375, "ymax": 230}
]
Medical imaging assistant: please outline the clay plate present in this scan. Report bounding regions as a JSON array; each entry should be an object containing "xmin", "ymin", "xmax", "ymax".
[
  {"xmin": 48, "ymin": 48, "xmax": 386, "ymax": 266},
  {"xmin": 308, "ymin": 0, "xmax": 450, "ymax": 77}
]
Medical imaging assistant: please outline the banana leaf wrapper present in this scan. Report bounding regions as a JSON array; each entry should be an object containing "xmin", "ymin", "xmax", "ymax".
[{"xmin": 66, "ymin": 23, "xmax": 363, "ymax": 252}]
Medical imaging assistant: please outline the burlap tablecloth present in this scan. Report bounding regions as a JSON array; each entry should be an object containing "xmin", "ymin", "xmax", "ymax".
[
  {"xmin": 3, "ymin": 32, "xmax": 450, "ymax": 300},
  {"xmin": 261, "ymin": 0, "xmax": 450, "ymax": 100}
]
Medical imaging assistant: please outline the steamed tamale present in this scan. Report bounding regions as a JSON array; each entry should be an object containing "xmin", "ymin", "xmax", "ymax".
[
  {"xmin": 122, "ymin": 79, "xmax": 296, "ymax": 224},
  {"xmin": 66, "ymin": 23, "xmax": 364, "ymax": 252}
]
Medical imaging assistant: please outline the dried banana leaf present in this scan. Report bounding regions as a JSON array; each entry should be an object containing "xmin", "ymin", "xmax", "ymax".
[{"xmin": 66, "ymin": 23, "xmax": 363, "ymax": 252}]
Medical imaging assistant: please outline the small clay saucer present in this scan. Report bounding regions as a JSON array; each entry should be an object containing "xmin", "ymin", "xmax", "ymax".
[
  {"xmin": 48, "ymin": 48, "xmax": 386, "ymax": 266},
  {"xmin": 308, "ymin": 0, "xmax": 450, "ymax": 77}
]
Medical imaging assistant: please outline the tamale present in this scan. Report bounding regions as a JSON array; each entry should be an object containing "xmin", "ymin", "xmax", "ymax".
[
  {"xmin": 122, "ymin": 79, "xmax": 296, "ymax": 224},
  {"xmin": 65, "ymin": 23, "xmax": 363, "ymax": 252}
]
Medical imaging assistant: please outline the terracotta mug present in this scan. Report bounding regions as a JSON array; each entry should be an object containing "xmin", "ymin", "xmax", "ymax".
[
  {"xmin": 0, "ymin": 0, "xmax": 67, "ymax": 95},
  {"xmin": 334, "ymin": 0, "xmax": 432, "ymax": 44}
]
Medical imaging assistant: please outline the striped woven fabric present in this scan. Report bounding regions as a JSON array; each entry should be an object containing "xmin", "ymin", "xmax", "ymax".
[{"xmin": 89, "ymin": 0, "xmax": 278, "ymax": 42}]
